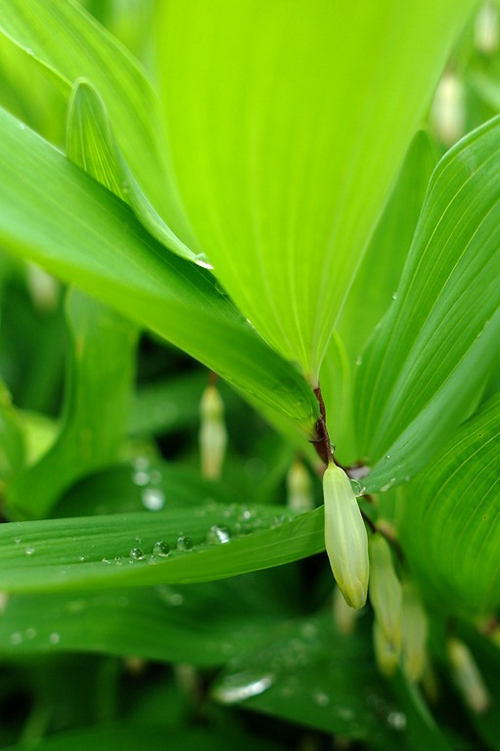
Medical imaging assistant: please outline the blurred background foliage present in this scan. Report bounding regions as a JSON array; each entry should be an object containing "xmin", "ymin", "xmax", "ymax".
[{"xmin": 0, "ymin": 2, "xmax": 499, "ymax": 750}]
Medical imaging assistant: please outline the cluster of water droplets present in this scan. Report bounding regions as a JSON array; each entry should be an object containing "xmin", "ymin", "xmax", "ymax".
[
  {"xmin": 9, "ymin": 629, "xmax": 60, "ymax": 647},
  {"xmin": 131, "ymin": 456, "xmax": 166, "ymax": 511}
]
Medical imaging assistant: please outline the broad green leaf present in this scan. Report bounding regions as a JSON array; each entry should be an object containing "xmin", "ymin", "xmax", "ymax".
[
  {"xmin": 336, "ymin": 130, "xmax": 438, "ymax": 367},
  {"xmin": 398, "ymin": 393, "xmax": 500, "ymax": 617},
  {"xmin": 0, "ymin": 574, "xmax": 291, "ymax": 667},
  {"xmin": 0, "ymin": 107, "xmax": 318, "ymax": 438},
  {"xmin": 0, "ymin": 502, "xmax": 324, "ymax": 594},
  {"xmin": 6, "ymin": 289, "xmax": 137, "ymax": 520},
  {"xmin": 355, "ymin": 116, "xmax": 500, "ymax": 492},
  {"xmin": 0, "ymin": 0, "xmax": 201, "ymax": 263},
  {"xmin": 155, "ymin": 0, "xmax": 476, "ymax": 381},
  {"xmin": 212, "ymin": 612, "xmax": 404, "ymax": 749}
]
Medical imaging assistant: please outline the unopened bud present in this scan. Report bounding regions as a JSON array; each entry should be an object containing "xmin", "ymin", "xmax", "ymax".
[
  {"xmin": 447, "ymin": 638, "xmax": 490, "ymax": 714},
  {"xmin": 323, "ymin": 462, "xmax": 369, "ymax": 609},
  {"xmin": 287, "ymin": 459, "xmax": 314, "ymax": 513},
  {"xmin": 475, "ymin": 2, "xmax": 499, "ymax": 55},
  {"xmin": 369, "ymin": 535, "xmax": 402, "ymax": 657},
  {"xmin": 401, "ymin": 581, "xmax": 428, "ymax": 683},
  {"xmin": 373, "ymin": 619, "xmax": 399, "ymax": 677},
  {"xmin": 430, "ymin": 72, "xmax": 465, "ymax": 147},
  {"xmin": 199, "ymin": 385, "xmax": 227, "ymax": 480}
]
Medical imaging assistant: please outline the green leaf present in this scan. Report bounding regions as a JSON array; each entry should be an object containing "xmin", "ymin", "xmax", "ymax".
[
  {"xmin": 0, "ymin": 106, "xmax": 318, "ymax": 439},
  {"xmin": 0, "ymin": 573, "xmax": 291, "ymax": 667},
  {"xmin": 355, "ymin": 116, "xmax": 500, "ymax": 492},
  {"xmin": 398, "ymin": 393, "xmax": 500, "ymax": 616},
  {"xmin": 0, "ymin": 0, "xmax": 201, "ymax": 263},
  {"xmin": 6, "ymin": 289, "xmax": 137, "ymax": 520},
  {"xmin": 212, "ymin": 611, "xmax": 404, "ymax": 749},
  {"xmin": 336, "ymin": 130, "xmax": 438, "ymax": 367},
  {"xmin": 0, "ymin": 502, "xmax": 324, "ymax": 594},
  {"xmin": 155, "ymin": 0, "xmax": 476, "ymax": 380},
  {"xmin": 0, "ymin": 378, "xmax": 25, "ymax": 483}
]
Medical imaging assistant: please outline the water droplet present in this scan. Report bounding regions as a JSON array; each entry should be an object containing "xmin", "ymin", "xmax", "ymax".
[
  {"xmin": 18, "ymin": 122, "xmax": 27, "ymax": 131},
  {"xmin": 25, "ymin": 628, "xmax": 36, "ymax": 639},
  {"xmin": 213, "ymin": 670, "xmax": 275, "ymax": 704},
  {"xmin": 14, "ymin": 537, "xmax": 21, "ymax": 545},
  {"xmin": 129, "ymin": 547, "xmax": 145, "ymax": 560},
  {"xmin": 132, "ymin": 471, "xmax": 149, "ymax": 486},
  {"xmin": 102, "ymin": 557, "xmax": 111, "ymax": 564},
  {"xmin": 49, "ymin": 632, "xmax": 60, "ymax": 645},
  {"xmin": 206, "ymin": 525, "xmax": 231, "ymax": 544},
  {"xmin": 356, "ymin": 355, "xmax": 363, "ymax": 367},
  {"xmin": 152, "ymin": 541, "xmax": 170, "ymax": 557},
  {"xmin": 350, "ymin": 479, "xmax": 366, "ymax": 496},
  {"xmin": 25, "ymin": 546, "xmax": 35, "ymax": 556},
  {"xmin": 177, "ymin": 535, "xmax": 193, "ymax": 551},
  {"xmin": 78, "ymin": 555, "xmax": 86, "ymax": 562},
  {"xmin": 392, "ymin": 291, "xmax": 399, "ymax": 300},
  {"xmin": 384, "ymin": 455, "xmax": 391, "ymax": 460},
  {"xmin": 387, "ymin": 711, "xmax": 407, "ymax": 731},
  {"xmin": 114, "ymin": 556, "xmax": 123, "ymax": 566},
  {"xmin": 170, "ymin": 592, "xmax": 184, "ymax": 606},
  {"xmin": 313, "ymin": 690, "xmax": 330, "ymax": 707},
  {"xmin": 142, "ymin": 487, "xmax": 165, "ymax": 511},
  {"xmin": 10, "ymin": 632, "xmax": 22, "ymax": 645}
]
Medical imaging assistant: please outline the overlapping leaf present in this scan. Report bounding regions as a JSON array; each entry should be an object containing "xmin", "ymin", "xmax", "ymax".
[
  {"xmin": 155, "ymin": 0, "xmax": 476, "ymax": 380},
  {"xmin": 0, "ymin": 502, "xmax": 324, "ymax": 594},
  {"xmin": 0, "ymin": 0, "xmax": 200, "ymax": 262},
  {"xmin": 398, "ymin": 393, "xmax": 500, "ymax": 616},
  {"xmin": 356, "ymin": 116, "xmax": 500, "ymax": 492},
  {"xmin": 0, "ymin": 107, "xmax": 318, "ymax": 438}
]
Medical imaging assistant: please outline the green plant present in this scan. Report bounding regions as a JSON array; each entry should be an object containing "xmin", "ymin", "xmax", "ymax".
[{"xmin": 0, "ymin": 1, "xmax": 499, "ymax": 749}]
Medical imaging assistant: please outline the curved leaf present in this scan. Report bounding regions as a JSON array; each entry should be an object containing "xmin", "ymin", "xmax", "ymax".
[
  {"xmin": 0, "ymin": 0, "xmax": 201, "ymax": 263},
  {"xmin": 0, "ymin": 503, "xmax": 324, "ymax": 594},
  {"xmin": 356, "ymin": 116, "xmax": 500, "ymax": 492},
  {"xmin": 156, "ymin": 0, "xmax": 476, "ymax": 380},
  {"xmin": 0, "ymin": 106, "xmax": 318, "ymax": 438},
  {"xmin": 398, "ymin": 393, "xmax": 500, "ymax": 617}
]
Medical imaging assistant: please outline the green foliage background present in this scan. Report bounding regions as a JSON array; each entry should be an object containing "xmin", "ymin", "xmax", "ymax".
[{"xmin": 0, "ymin": 1, "xmax": 499, "ymax": 749}]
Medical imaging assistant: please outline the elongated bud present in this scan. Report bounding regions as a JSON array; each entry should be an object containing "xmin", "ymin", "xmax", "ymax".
[
  {"xmin": 287, "ymin": 459, "xmax": 314, "ymax": 513},
  {"xmin": 373, "ymin": 619, "xmax": 399, "ymax": 677},
  {"xmin": 323, "ymin": 462, "xmax": 369, "ymax": 609},
  {"xmin": 401, "ymin": 581, "xmax": 428, "ymax": 683},
  {"xmin": 447, "ymin": 638, "xmax": 490, "ymax": 714},
  {"xmin": 474, "ymin": 2, "xmax": 499, "ymax": 55},
  {"xmin": 430, "ymin": 72, "xmax": 465, "ymax": 147},
  {"xmin": 369, "ymin": 535, "xmax": 402, "ymax": 657},
  {"xmin": 199, "ymin": 385, "xmax": 227, "ymax": 480}
]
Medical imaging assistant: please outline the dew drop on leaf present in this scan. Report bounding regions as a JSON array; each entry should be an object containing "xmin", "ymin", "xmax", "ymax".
[
  {"xmin": 177, "ymin": 535, "xmax": 193, "ymax": 551},
  {"xmin": 206, "ymin": 525, "xmax": 231, "ymax": 544},
  {"xmin": 152, "ymin": 540, "xmax": 170, "ymax": 557},
  {"xmin": 129, "ymin": 547, "xmax": 145, "ymax": 560},
  {"xmin": 142, "ymin": 487, "xmax": 165, "ymax": 510}
]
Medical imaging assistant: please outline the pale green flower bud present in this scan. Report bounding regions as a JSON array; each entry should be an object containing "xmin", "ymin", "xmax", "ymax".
[
  {"xmin": 287, "ymin": 459, "xmax": 314, "ymax": 513},
  {"xmin": 447, "ymin": 638, "xmax": 490, "ymax": 714},
  {"xmin": 199, "ymin": 385, "xmax": 227, "ymax": 480},
  {"xmin": 401, "ymin": 581, "xmax": 428, "ymax": 683},
  {"xmin": 323, "ymin": 462, "xmax": 369, "ymax": 609},
  {"xmin": 373, "ymin": 619, "xmax": 399, "ymax": 677},
  {"xmin": 369, "ymin": 535, "xmax": 402, "ymax": 656}
]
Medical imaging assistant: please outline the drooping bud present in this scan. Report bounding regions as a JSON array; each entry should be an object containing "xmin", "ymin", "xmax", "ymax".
[
  {"xmin": 401, "ymin": 581, "xmax": 428, "ymax": 683},
  {"xmin": 287, "ymin": 458, "xmax": 314, "ymax": 513},
  {"xmin": 447, "ymin": 638, "xmax": 490, "ymax": 714},
  {"xmin": 323, "ymin": 461, "xmax": 369, "ymax": 609},
  {"xmin": 474, "ymin": 2, "xmax": 499, "ymax": 55},
  {"xmin": 373, "ymin": 619, "xmax": 399, "ymax": 677},
  {"xmin": 332, "ymin": 584, "xmax": 358, "ymax": 635},
  {"xmin": 199, "ymin": 384, "xmax": 227, "ymax": 480},
  {"xmin": 368, "ymin": 534, "xmax": 402, "ymax": 657},
  {"xmin": 430, "ymin": 72, "xmax": 466, "ymax": 147}
]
